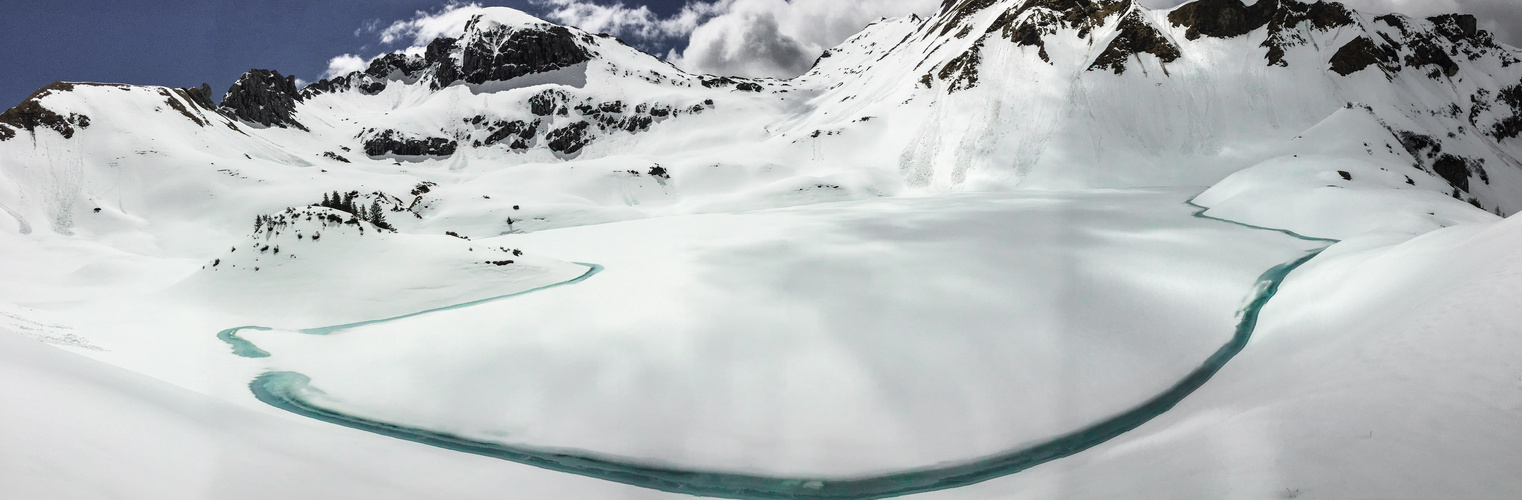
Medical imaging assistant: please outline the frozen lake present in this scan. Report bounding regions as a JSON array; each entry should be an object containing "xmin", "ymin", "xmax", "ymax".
[{"xmin": 236, "ymin": 188, "xmax": 1325, "ymax": 487}]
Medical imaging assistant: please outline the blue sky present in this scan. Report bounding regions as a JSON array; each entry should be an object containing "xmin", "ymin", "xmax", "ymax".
[{"xmin": 3, "ymin": 0, "xmax": 1519, "ymax": 108}]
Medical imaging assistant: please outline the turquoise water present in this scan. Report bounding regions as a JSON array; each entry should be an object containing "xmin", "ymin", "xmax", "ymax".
[
  {"xmin": 215, "ymin": 264, "xmax": 603, "ymax": 357},
  {"xmin": 301, "ymin": 263, "xmax": 604, "ymax": 335},
  {"xmin": 216, "ymin": 326, "xmax": 272, "ymax": 358},
  {"xmin": 231, "ymin": 199, "xmax": 1337, "ymax": 499}
]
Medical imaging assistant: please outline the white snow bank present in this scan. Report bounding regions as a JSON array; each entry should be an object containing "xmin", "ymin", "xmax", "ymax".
[
  {"xmin": 1196, "ymin": 107, "xmax": 1499, "ymax": 239},
  {"xmin": 909, "ymin": 213, "xmax": 1522, "ymax": 500},
  {"xmin": 0, "ymin": 329, "xmax": 671, "ymax": 500}
]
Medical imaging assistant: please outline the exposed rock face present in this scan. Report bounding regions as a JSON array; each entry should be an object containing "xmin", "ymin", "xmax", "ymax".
[
  {"xmin": 478, "ymin": 118, "xmax": 539, "ymax": 149},
  {"xmin": 362, "ymin": 129, "xmax": 458, "ymax": 157},
  {"xmin": 932, "ymin": 43, "xmax": 983, "ymax": 91},
  {"xmin": 1089, "ymin": 11, "xmax": 1182, "ymax": 74},
  {"xmin": 1371, "ymin": 13, "xmax": 1517, "ymax": 81},
  {"xmin": 936, "ymin": 0, "xmax": 1001, "ymax": 36},
  {"xmin": 935, "ymin": 0, "xmax": 1131, "ymax": 86},
  {"xmin": 304, "ymin": 17, "xmax": 592, "ymax": 95},
  {"xmin": 298, "ymin": 77, "xmax": 345, "ymax": 98},
  {"xmin": 161, "ymin": 87, "xmax": 212, "ymax": 126},
  {"xmin": 1168, "ymin": 0, "xmax": 1352, "ymax": 66},
  {"xmin": 528, "ymin": 89, "xmax": 569, "ymax": 116},
  {"xmin": 1168, "ymin": 0, "xmax": 1271, "ymax": 40},
  {"xmin": 426, "ymin": 37, "xmax": 463, "ymax": 90},
  {"xmin": 1494, "ymin": 84, "xmax": 1522, "ymax": 141},
  {"xmin": 1403, "ymin": 37, "xmax": 1461, "ymax": 78},
  {"xmin": 300, "ymin": 51, "xmax": 430, "ymax": 97},
  {"xmin": 545, "ymin": 121, "xmax": 592, "ymax": 155},
  {"xmin": 1429, "ymin": 14, "xmax": 1478, "ymax": 41},
  {"xmin": 698, "ymin": 76, "xmax": 766, "ymax": 91},
  {"xmin": 0, "ymin": 82, "xmax": 93, "ymax": 141},
  {"xmin": 453, "ymin": 92, "xmax": 688, "ymax": 154},
  {"xmin": 220, "ymin": 69, "xmax": 305, "ymax": 130},
  {"xmin": 182, "ymin": 84, "xmax": 217, "ymax": 109},
  {"xmin": 1432, "ymin": 154, "xmax": 1475, "ymax": 192},
  {"xmin": 983, "ymin": 0, "xmax": 1131, "ymax": 47},
  {"xmin": 457, "ymin": 18, "xmax": 591, "ymax": 85},
  {"xmin": 1017, "ymin": 0, "xmax": 1132, "ymax": 38},
  {"xmin": 1391, "ymin": 129, "xmax": 1489, "ymax": 194},
  {"xmin": 1329, "ymin": 36, "xmax": 1400, "ymax": 76},
  {"xmin": 366, "ymin": 53, "xmax": 429, "ymax": 79}
]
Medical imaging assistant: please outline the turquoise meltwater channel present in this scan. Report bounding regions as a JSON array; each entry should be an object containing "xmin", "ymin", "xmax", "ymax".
[{"xmin": 223, "ymin": 199, "xmax": 1337, "ymax": 499}]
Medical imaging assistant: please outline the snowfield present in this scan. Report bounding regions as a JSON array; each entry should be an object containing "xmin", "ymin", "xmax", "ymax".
[
  {"xmin": 4, "ymin": 0, "xmax": 1522, "ymax": 498},
  {"xmin": 239, "ymin": 189, "xmax": 1321, "ymax": 477}
]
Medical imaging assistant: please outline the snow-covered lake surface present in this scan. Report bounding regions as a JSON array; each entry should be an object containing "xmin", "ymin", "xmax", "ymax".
[{"xmin": 236, "ymin": 188, "xmax": 1322, "ymax": 477}]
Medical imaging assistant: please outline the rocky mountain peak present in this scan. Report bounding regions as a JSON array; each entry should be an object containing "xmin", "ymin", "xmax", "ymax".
[
  {"xmin": 220, "ymin": 69, "xmax": 305, "ymax": 130},
  {"xmin": 1166, "ymin": 0, "xmax": 1353, "ymax": 65},
  {"xmin": 454, "ymin": 13, "xmax": 594, "ymax": 86},
  {"xmin": 301, "ymin": 7, "xmax": 596, "ymax": 96},
  {"xmin": 1167, "ymin": 0, "xmax": 1352, "ymax": 39},
  {"xmin": 0, "ymin": 82, "xmax": 96, "ymax": 141},
  {"xmin": 935, "ymin": 0, "xmax": 1132, "ymax": 40}
]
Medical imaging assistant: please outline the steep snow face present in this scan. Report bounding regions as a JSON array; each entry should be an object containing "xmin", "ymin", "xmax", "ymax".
[
  {"xmin": 1194, "ymin": 104, "xmax": 1502, "ymax": 239},
  {"xmin": 797, "ymin": 0, "xmax": 1522, "ymax": 212},
  {"xmin": 0, "ymin": 82, "xmax": 313, "ymax": 245}
]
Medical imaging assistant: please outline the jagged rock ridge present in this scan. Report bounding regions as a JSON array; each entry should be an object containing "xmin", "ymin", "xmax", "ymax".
[
  {"xmin": 0, "ymin": 82, "xmax": 97, "ymax": 141},
  {"xmin": 219, "ymin": 69, "xmax": 306, "ymax": 130}
]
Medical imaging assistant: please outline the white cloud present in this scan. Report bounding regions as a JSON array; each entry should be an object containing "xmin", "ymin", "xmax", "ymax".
[
  {"xmin": 328, "ymin": 0, "xmax": 1522, "ymax": 84},
  {"xmin": 375, "ymin": 2, "xmax": 494, "ymax": 48},
  {"xmin": 534, "ymin": 0, "xmax": 937, "ymax": 78},
  {"xmin": 671, "ymin": 0, "xmax": 938, "ymax": 78},
  {"xmin": 653, "ymin": 0, "xmax": 1521, "ymax": 79},
  {"xmin": 328, "ymin": 2, "xmax": 497, "ymax": 80},
  {"xmin": 533, "ymin": 0, "xmax": 729, "ymax": 41},
  {"xmin": 321, "ymin": 54, "xmax": 369, "ymax": 80}
]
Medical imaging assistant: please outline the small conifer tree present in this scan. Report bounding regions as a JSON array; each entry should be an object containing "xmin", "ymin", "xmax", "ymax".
[{"xmin": 369, "ymin": 199, "xmax": 390, "ymax": 230}]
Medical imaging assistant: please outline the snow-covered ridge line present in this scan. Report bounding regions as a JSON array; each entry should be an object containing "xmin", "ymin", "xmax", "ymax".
[{"xmin": 2, "ymin": 0, "xmax": 1518, "ymax": 236}]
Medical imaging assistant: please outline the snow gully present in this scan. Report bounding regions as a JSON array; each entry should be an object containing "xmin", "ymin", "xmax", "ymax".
[{"xmin": 232, "ymin": 203, "xmax": 1336, "ymax": 499}]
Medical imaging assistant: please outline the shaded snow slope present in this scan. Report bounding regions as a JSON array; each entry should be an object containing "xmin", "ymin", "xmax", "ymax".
[
  {"xmin": 795, "ymin": 0, "xmax": 1522, "ymax": 210},
  {"xmin": 0, "ymin": 328, "xmax": 675, "ymax": 500},
  {"xmin": 906, "ymin": 205, "xmax": 1522, "ymax": 500}
]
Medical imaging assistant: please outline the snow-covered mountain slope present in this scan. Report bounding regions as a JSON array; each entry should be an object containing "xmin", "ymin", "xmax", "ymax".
[
  {"xmin": 800, "ymin": 0, "xmax": 1522, "ymax": 212},
  {"xmin": 4, "ymin": 1, "xmax": 1518, "ymax": 236},
  {"xmin": 3, "ymin": 1, "xmax": 1522, "ymax": 499}
]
